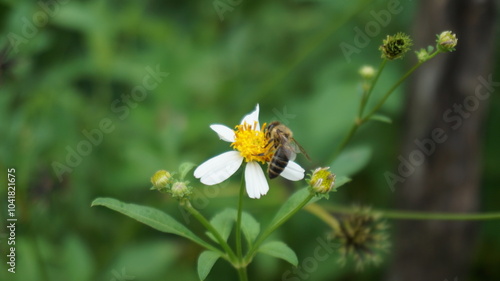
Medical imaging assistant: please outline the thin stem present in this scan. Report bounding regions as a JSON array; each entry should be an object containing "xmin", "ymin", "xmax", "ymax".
[
  {"xmin": 234, "ymin": 175, "xmax": 248, "ymax": 281},
  {"xmin": 322, "ymin": 204, "xmax": 500, "ymax": 221},
  {"xmin": 331, "ymin": 60, "xmax": 388, "ymax": 162},
  {"xmin": 235, "ymin": 176, "xmax": 245, "ymax": 261},
  {"xmin": 182, "ymin": 201, "xmax": 237, "ymax": 261},
  {"xmin": 245, "ymin": 191, "xmax": 315, "ymax": 262},
  {"xmin": 330, "ymin": 123, "xmax": 360, "ymax": 162},
  {"xmin": 361, "ymin": 50, "xmax": 439, "ymax": 122},
  {"xmin": 304, "ymin": 203, "xmax": 341, "ymax": 232},
  {"xmin": 358, "ymin": 59, "xmax": 387, "ymax": 117},
  {"xmin": 380, "ymin": 210, "xmax": 500, "ymax": 221}
]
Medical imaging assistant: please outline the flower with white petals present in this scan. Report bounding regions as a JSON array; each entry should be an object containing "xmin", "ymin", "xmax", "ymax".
[{"xmin": 194, "ymin": 104, "xmax": 305, "ymax": 199}]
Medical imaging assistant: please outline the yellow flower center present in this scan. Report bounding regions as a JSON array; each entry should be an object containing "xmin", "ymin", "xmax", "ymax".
[{"xmin": 231, "ymin": 122, "xmax": 273, "ymax": 164}]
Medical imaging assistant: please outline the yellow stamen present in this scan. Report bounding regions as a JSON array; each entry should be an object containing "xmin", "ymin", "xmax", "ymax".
[{"xmin": 231, "ymin": 122, "xmax": 273, "ymax": 163}]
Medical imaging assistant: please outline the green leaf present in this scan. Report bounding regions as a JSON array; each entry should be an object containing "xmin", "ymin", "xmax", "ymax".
[
  {"xmin": 258, "ymin": 241, "xmax": 298, "ymax": 266},
  {"xmin": 369, "ymin": 114, "xmax": 392, "ymax": 124},
  {"xmin": 205, "ymin": 209, "xmax": 260, "ymax": 247},
  {"xmin": 334, "ymin": 176, "xmax": 351, "ymax": 189},
  {"xmin": 269, "ymin": 189, "xmax": 313, "ymax": 228},
  {"xmin": 197, "ymin": 251, "xmax": 221, "ymax": 280},
  {"xmin": 241, "ymin": 212, "xmax": 260, "ymax": 246},
  {"xmin": 331, "ymin": 145, "xmax": 372, "ymax": 177},
  {"xmin": 206, "ymin": 208, "xmax": 236, "ymax": 242},
  {"xmin": 91, "ymin": 198, "xmax": 209, "ymax": 248}
]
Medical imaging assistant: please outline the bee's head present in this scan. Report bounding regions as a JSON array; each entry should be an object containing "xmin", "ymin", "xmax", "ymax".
[{"xmin": 266, "ymin": 121, "xmax": 280, "ymax": 132}]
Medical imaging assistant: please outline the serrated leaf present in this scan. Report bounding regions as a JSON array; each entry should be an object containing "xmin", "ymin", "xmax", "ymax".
[
  {"xmin": 91, "ymin": 198, "xmax": 210, "ymax": 249},
  {"xmin": 241, "ymin": 212, "xmax": 260, "ymax": 246},
  {"xmin": 258, "ymin": 241, "xmax": 298, "ymax": 266},
  {"xmin": 206, "ymin": 208, "xmax": 236, "ymax": 243},
  {"xmin": 369, "ymin": 114, "xmax": 392, "ymax": 124},
  {"xmin": 331, "ymin": 145, "xmax": 372, "ymax": 177},
  {"xmin": 197, "ymin": 251, "xmax": 221, "ymax": 280}
]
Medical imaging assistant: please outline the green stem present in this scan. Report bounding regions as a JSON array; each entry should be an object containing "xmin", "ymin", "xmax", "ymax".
[
  {"xmin": 331, "ymin": 60, "xmax": 388, "ymax": 162},
  {"xmin": 331, "ymin": 51, "xmax": 441, "ymax": 163},
  {"xmin": 323, "ymin": 204, "xmax": 500, "ymax": 221},
  {"xmin": 361, "ymin": 50, "xmax": 440, "ymax": 123},
  {"xmin": 234, "ymin": 176, "xmax": 248, "ymax": 281},
  {"xmin": 245, "ymin": 191, "xmax": 315, "ymax": 262},
  {"xmin": 237, "ymin": 267, "xmax": 248, "ymax": 281},
  {"xmin": 182, "ymin": 201, "xmax": 237, "ymax": 261},
  {"xmin": 331, "ymin": 123, "xmax": 360, "ymax": 162},
  {"xmin": 304, "ymin": 203, "xmax": 341, "ymax": 232},
  {"xmin": 358, "ymin": 59, "xmax": 387, "ymax": 117},
  {"xmin": 235, "ymin": 176, "xmax": 245, "ymax": 261}
]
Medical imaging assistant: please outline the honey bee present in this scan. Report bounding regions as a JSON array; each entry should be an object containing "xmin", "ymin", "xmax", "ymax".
[{"xmin": 264, "ymin": 121, "xmax": 310, "ymax": 179}]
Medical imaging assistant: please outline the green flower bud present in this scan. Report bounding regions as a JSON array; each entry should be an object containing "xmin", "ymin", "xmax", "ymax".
[
  {"xmin": 379, "ymin": 32, "xmax": 413, "ymax": 60},
  {"xmin": 436, "ymin": 30, "xmax": 457, "ymax": 52},
  {"xmin": 170, "ymin": 181, "xmax": 192, "ymax": 199},
  {"xmin": 151, "ymin": 170, "xmax": 172, "ymax": 190},
  {"xmin": 309, "ymin": 167, "xmax": 336, "ymax": 197},
  {"xmin": 415, "ymin": 48, "xmax": 429, "ymax": 62}
]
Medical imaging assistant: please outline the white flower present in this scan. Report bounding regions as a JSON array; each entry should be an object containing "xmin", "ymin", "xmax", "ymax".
[{"xmin": 194, "ymin": 104, "xmax": 305, "ymax": 199}]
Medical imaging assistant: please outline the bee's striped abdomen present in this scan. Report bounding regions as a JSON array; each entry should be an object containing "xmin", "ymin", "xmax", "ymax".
[{"xmin": 268, "ymin": 148, "xmax": 289, "ymax": 179}]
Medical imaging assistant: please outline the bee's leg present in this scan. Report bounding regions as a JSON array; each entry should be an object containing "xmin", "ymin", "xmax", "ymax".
[{"xmin": 257, "ymin": 139, "xmax": 275, "ymax": 156}]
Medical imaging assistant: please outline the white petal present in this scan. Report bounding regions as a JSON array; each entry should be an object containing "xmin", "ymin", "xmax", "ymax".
[
  {"xmin": 210, "ymin": 124, "xmax": 235, "ymax": 142},
  {"xmin": 240, "ymin": 104, "xmax": 260, "ymax": 128},
  {"xmin": 194, "ymin": 151, "xmax": 243, "ymax": 185},
  {"xmin": 280, "ymin": 161, "xmax": 305, "ymax": 181},
  {"xmin": 244, "ymin": 162, "xmax": 269, "ymax": 199}
]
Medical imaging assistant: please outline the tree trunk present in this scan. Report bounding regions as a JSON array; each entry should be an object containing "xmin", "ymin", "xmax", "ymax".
[{"xmin": 387, "ymin": 1, "xmax": 496, "ymax": 280}]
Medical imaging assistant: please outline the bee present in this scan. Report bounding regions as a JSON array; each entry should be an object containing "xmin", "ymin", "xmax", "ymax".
[{"xmin": 264, "ymin": 121, "xmax": 310, "ymax": 179}]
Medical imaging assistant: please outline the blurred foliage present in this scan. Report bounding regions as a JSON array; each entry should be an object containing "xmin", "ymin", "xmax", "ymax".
[{"xmin": 0, "ymin": 0, "xmax": 499, "ymax": 280}]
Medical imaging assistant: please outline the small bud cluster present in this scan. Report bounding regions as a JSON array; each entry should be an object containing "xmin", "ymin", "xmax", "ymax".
[{"xmin": 150, "ymin": 163, "xmax": 195, "ymax": 199}]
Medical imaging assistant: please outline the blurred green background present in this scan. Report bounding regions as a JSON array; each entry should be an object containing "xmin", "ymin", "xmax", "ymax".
[{"xmin": 0, "ymin": 0, "xmax": 499, "ymax": 280}]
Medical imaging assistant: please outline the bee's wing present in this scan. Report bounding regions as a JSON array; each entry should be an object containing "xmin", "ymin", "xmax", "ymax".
[
  {"xmin": 283, "ymin": 143, "xmax": 297, "ymax": 161},
  {"xmin": 290, "ymin": 138, "xmax": 311, "ymax": 161},
  {"xmin": 277, "ymin": 134, "xmax": 296, "ymax": 161}
]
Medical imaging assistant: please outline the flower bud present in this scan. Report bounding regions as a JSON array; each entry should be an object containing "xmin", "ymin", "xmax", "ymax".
[
  {"xmin": 379, "ymin": 32, "xmax": 413, "ymax": 60},
  {"xmin": 151, "ymin": 170, "xmax": 172, "ymax": 190},
  {"xmin": 359, "ymin": 65, "xmax": 375, "ymax": 80},
  {"xmin": 436, "ymin": 30, "xmax": 457, "ymax": 52},
  {"xmin": 415, "ymin": 48, "xmax": 429, "ymax": 62},
  {"xmin": 170, "ymin": 181, "xmax": 192, "ymax": 199},
  {"xmin": 309, "ymin": 167, "xmax": 336, "ymax": 196}
]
